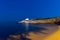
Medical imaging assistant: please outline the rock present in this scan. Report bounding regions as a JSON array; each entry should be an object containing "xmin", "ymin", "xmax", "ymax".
[{"xmin": 7, "ymin": 34, "xmax": 21, "ymax": 40}]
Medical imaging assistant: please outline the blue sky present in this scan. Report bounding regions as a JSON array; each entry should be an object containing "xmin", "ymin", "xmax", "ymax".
[{"xmin": 0, "ymin": 0, "xmax": 60, "ymax": 22}]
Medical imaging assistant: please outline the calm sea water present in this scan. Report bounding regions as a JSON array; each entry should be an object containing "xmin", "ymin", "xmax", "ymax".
[{"xmin": 0, "ymin": 22, "xmax": 58, "ymax": 40}]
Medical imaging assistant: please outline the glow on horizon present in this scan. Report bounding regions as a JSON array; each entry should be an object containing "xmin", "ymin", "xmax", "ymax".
[{"xmin": 25, "ymin": 18, "xmax": 29, "ymax": 20}]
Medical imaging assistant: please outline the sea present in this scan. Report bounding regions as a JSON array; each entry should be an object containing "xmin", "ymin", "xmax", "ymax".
[{"xmin": 0, "ymin": 22, "xmax": 59, "ymax": 40}]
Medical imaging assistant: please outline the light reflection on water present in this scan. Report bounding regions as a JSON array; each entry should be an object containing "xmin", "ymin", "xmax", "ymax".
[
  {"xmin": 25, "ymin": 23, "xmax": 29, "ymax": 33},
  {"xmin": 20, "ymin": 23, "xmax": 59, "ymax": 40},
  {"xmin": 21, "ymin": 23, "xmax": 58, "ymax": 36},
  {"xmin": 0, "ymin": 23, "xmax": 59, "ymax": 40}
]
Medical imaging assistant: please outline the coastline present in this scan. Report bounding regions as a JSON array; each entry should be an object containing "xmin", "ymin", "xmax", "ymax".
[{"xmin": 6, "ymin": 24, "xmax": 60, "ymax": 40}]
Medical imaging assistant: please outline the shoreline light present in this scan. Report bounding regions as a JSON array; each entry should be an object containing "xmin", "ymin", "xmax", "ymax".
[{"xmin": 25, "ymin": 18, "xmax": 29, "ymax": 20}]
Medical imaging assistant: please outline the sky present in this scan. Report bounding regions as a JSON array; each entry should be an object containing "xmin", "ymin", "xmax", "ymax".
[{"xmin": 0, "ymin": 0, "xmax": 60, "ymax": 22}]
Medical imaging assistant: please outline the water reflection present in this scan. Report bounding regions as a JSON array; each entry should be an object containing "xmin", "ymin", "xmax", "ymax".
[
  {"xmin": 26, "ymin": 24, "xmax": 58, "ymax": 40},
  {"xmin": 25, "ymin": 23, "xmax": 29, "ymax": 33},
  {"xmin": 0, "ymin": 23, "xmax": 59, "ymax": 40},
  {"xmin": 28, "ymin": 24, "xmax": 57, "ymax": 32}
]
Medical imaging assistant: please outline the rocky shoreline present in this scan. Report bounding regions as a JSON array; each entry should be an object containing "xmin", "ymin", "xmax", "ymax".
[{"xmin": 19, "ymin": 17, "xmax": 60, "ymax": 25}]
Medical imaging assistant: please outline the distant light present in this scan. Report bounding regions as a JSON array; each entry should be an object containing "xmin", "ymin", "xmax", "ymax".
[{"xmin": 25, "ymin": 18, "xmax": 29, "ymax": 20}]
